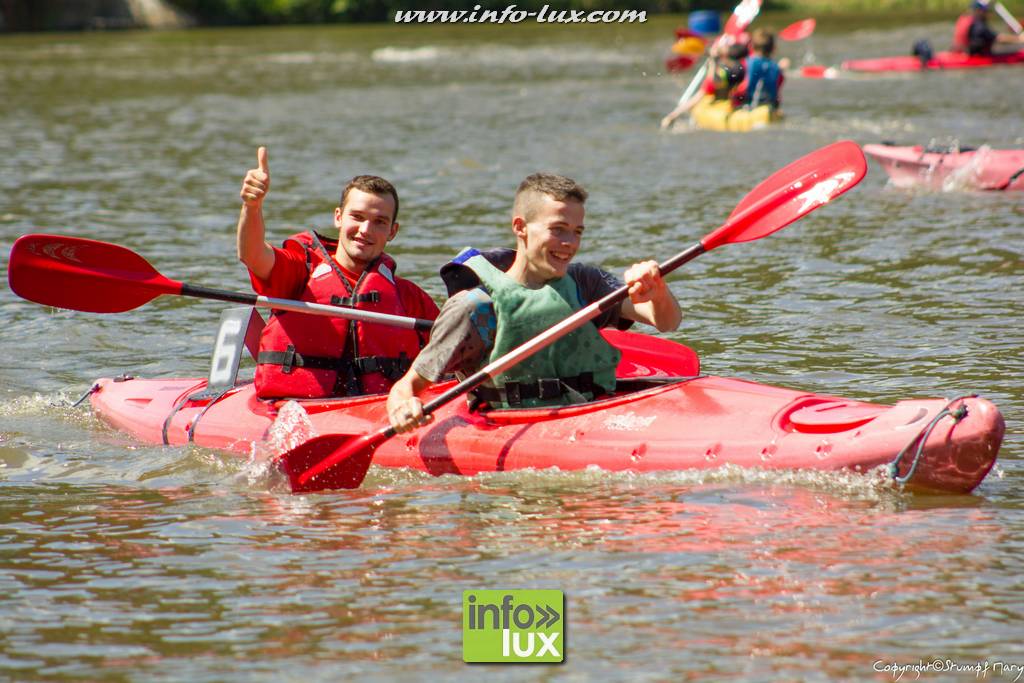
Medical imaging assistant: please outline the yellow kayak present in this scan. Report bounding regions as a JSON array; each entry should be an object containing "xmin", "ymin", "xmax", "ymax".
[{"xmin": 690, "ymin": 94, "xmax": 781, "ymax": 132}]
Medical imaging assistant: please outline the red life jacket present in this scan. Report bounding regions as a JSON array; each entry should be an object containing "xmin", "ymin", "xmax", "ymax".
[
  {"xmin": 953, "ymin": 14, "xmax": 972, "ymax": 52},
  {"xmin": 254, "ymin": 232, "xmax": 424, "ymax": 399}
]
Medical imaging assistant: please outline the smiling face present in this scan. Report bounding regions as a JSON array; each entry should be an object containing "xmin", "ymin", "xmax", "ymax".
[
  {"xmin": 512, "ymin": 194, "xmax": 585, "ymax": 286},
  {"xmin": 333, "ymin": 188, "xmax": 399, "ymax": 272}
]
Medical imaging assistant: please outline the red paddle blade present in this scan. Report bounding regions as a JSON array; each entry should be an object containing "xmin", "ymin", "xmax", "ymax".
[
  {"xmin": 779, "ymin": 18, "xmax": 816, "ymax": 41},
  {"xmin": 8, "ymin": 234, "xmax": 181, "ymax": 313},
  {"xmin": 276, "ymin": 431, "xmax": 384, "ymax": 493},
  {"xmin": 723, "ymin": 0, "xmax": 762, "ymax": 36},
  {"xmin": 702, "ymin": 141, "xmax": 866, "ymax": 252}
]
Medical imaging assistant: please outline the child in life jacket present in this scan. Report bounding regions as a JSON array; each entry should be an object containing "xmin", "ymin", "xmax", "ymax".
[
  {"xmin": 736, "ymin": 29, "xmax": 784, "ymax": 111},
  {"xmin": 660, "ymin": 39, "xmax": 748, "ymax": 129}
]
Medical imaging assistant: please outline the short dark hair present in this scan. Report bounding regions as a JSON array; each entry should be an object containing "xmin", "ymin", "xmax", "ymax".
[
  {"xmin": 727, "ymin": 42, "xmax": 749, "ymax": 61},
  {"xmin": 339, "ymin": 175, "xmax": 400, "ymax": 222},
  {"xmin": 751, "ymin": 29, "xmax": 775, "ymax": 56},
  {"xmin": 513, "ymin": 173, "xmax": 588, "ymax": 222}
]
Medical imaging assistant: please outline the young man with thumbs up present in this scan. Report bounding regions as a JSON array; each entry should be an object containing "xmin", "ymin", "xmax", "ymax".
[{"xmin": 237, "ymin": 147, "xmax": 439, "ymax": 399}]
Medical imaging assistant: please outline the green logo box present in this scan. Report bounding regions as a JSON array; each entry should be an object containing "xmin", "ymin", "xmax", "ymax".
[{"xmin": 462, "ymin": 589, "xmax": 564, "ymax": 663}]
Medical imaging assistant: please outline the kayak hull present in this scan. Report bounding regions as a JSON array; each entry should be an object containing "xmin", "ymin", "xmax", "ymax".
[
  {"xmin": 842, "ymin": 48, "xmax": 1024, "ymax": 73},
  {"xmin": 863, "ymin": 143, "xmax": 1024, "ymax": 191},
  {"xmin": 690, "ymin": 94, "xmax": 781, "ymax": 132},
  {"xmin": 87, "ymin": 331, "xmax": 1003, "ymax": 494}
]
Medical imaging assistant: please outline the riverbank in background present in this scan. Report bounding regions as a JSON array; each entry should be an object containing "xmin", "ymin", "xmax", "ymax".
[{"xmin": 2, "ymin": 0, "xmax": 1021, "ymax": 32}]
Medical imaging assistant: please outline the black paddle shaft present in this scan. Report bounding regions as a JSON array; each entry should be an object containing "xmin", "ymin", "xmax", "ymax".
[{"xmin": 180, "ymin": 283, "xmax": 260, "ymax": 307}]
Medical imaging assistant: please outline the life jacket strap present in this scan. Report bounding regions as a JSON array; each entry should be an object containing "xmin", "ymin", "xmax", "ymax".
[
  {"xmin": 472, "ymin": 372, "xmax": 607, "ymax": 408},
  {"xmin": 258, "ymin": 348, "xmax": 410, "ymax": 381},
  {"xmin": 330, "ymin": 292, "xmax": 381, "ymax": 307},
  {"xmin": 351, "ymin": 353, "xmax": 411, "ymax": 381}
]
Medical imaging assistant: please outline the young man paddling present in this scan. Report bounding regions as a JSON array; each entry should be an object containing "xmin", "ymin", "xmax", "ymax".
[
  {"xmin": 237, "ymin": 146, "xmax": 439, "ymax": 399},
  {"xmin": 953, "ymin": 0, "xmax": 1024, "ymax": 55},
  {"xmin": 386, "ymin": 173, "xmax": 682, "ymax": 432}
]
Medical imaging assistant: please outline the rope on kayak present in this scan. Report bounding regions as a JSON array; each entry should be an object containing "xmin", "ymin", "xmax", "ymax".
[
  {"xmin": 160, "ymin": 380, "xmax": 207, "ymax": 445},
  {"xmin": 887, "ymin": 396, "xmax": 972, "ymax": 485},
  {"xmin": 186, "ymin": 385, "xmax": 238, "ymax": 443},
  {"xmin": 70, "ymin": 383, "xmax": 100, "ymax": 408},
  {"xmin": 69, "ymin": 373, "xmax": 133, "ymax": 408}
]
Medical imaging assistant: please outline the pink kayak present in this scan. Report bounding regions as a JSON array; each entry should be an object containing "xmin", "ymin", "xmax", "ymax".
[
  {"xmin": 88, "ymin": 329, "xmax": 1004, "ymax": 494},
  {"xmin": 842, "ymin": 48, "xmax": 1024, "ymax": 72},
  {"xmin": 863, "ymin": 143, "xmax": 1024, "ymax": 191}
]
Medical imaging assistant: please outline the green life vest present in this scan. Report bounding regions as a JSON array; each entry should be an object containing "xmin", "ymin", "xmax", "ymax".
[{"xmin": 462, "ymin": 252, "xmax": 620, "ymax": 409}]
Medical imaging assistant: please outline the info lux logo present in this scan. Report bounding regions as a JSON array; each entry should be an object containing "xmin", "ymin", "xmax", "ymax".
[{"xmin": 462, "ymin": 590, "xmax": 564, "ymax": 663}]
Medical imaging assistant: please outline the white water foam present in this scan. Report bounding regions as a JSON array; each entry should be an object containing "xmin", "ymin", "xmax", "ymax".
[
  {"xmin": 372, "ymin": 46, "xmax": 446, "ymax": 63},
  {"xmin": 365, "ymin": 461, "xmax": 906, "ymax": 502}
]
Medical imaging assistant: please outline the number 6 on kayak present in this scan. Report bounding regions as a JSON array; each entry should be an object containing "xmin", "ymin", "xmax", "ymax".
[{"xmin": 280, "ymin": 140, "xmax": 869, "ymax": 493}]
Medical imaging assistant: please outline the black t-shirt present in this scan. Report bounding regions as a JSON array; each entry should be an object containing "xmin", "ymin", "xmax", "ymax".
[{"xmin": 968, "ymin": 18, "xmax": 997, "ymax": 55}]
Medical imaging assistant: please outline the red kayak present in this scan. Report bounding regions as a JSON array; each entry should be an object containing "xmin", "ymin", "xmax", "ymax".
[
  {"xmin": 842, "ymin": 48, "xmax": 1024, "ymax": 72},
  {"xmin": 88, "ymin": 329, "xmax": 1004, "ymax": 494},
  {"xmin": 863, "ymin": 143, "xmax": 1024, "ymax": 191}
]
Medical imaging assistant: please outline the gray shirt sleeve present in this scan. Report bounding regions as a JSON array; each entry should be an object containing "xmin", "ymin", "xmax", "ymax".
[{"xmin": 411, "ymin": 289, "xmax": 494, "ymax": 381}]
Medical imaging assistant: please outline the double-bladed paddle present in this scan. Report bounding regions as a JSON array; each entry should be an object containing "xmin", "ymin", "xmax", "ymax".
[
  {"xmin": 7, "ymin": 236, "xmax": 435, "ymax": 332},
  {"xmin": 279, "ymin": 140, "xmax": 868, "ymax": 494}
]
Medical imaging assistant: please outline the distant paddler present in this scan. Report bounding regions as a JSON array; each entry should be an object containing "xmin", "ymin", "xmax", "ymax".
[
  {"xmin": 952, "ymin": 0, "xmax": 1024, "ymax": 55},
  {"xmin": 660, "ymin": 39, "xmax": 749, "ymax": 130}
]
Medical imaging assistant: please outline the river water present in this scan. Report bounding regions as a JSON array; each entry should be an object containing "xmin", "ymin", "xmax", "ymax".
[{"xmin": 1, "ymin": 15, "xmax": 1022, "ymax": 682}]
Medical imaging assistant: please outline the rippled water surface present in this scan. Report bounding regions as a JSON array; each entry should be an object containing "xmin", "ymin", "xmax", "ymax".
[{"xmin": 1, "ymin": 15, "xmax": 1022, "ymax": 681}]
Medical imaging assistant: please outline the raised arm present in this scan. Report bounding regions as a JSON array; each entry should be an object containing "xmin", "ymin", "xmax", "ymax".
[{"xmin": 236, "ymin": 146, "xmax": 276, "ymax": 281}]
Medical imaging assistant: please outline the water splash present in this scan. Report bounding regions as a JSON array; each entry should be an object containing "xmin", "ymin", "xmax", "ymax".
[
  {"xmin": 0, "ymin": 390, "xmax": 104, "ymax": 429},
  {"xmin": 243, "ymin": 401, "xmax": 317, "ymax": 489},
  {"xmin": 941, "ymin": 144, "xmax": 993, "ymax": 192}
]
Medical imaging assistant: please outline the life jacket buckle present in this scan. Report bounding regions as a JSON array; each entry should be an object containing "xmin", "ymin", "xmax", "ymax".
[
  {"xmin": 538, "ymin": 378, "xmax": 562, "ymax": 400},
  {"xmin": 386, "ymin": 352, "xmax": 410, "ymax": 381},
  {"xmin": 330, "ymin": 292, "xmax": 382, "ymax": 307},
  {"xmin": 357, "ymin": 357, "xmax": 380, "ymax": 374},
  {"xmin": 505, "ymin": 381, "xmax": 522, "ymax": 407},
  {"xmin": 281, "ymin": 345, "xmax": 296, "ymax": 374}
]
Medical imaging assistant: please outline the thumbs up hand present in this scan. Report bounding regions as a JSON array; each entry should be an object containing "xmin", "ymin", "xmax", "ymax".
[{"xmin": 240, "ymin": 146, "xmax": 270, "ymax": 207}]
